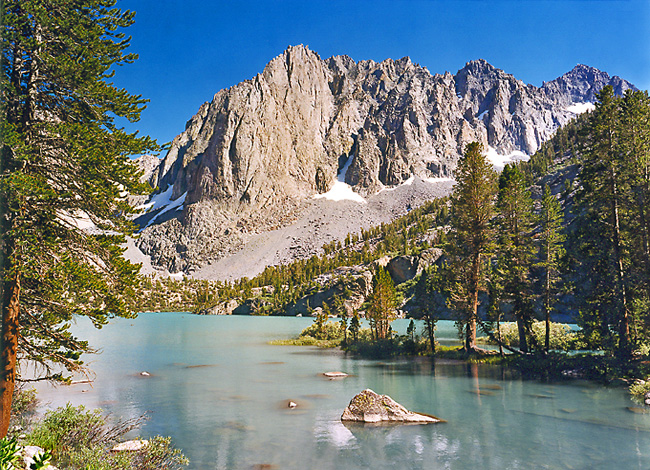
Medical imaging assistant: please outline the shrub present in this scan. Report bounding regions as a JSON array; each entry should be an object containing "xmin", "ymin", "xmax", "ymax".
[
  {"xmin": 66, "ymin": 436, "xmax": 188, "ymax": 470},
  {"xmin": 27, "ymin": 404, "xmax": 188, "ymax": 470},
  {"xmin": 28, "ymin": 404, "xmax": 108, "ymax": 455},
  {"xmin": 299, "ymin": 320, "xmax": 344, "ymax": 341},
  {"xmin": 9, "ymin": 386, "xmax": 39, "ymax": 435},
  {"xmin": 630, "ymin": 380, "xmax": 650, "ymax": 403},
  {"xmin": 484, "ymin": 321, "xmax": 579, "ymax": 351}
]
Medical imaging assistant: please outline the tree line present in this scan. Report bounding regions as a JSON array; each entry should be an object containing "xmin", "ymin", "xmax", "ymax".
[{"xmin": 433, "ymin": 86, "xmax": 650, "ymax": 357}]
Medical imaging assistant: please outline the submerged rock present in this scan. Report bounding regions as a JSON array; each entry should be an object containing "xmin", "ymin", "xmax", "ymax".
[{"xmin": 341, "ymin": 389, "xmax": 442, "ymax": 424}]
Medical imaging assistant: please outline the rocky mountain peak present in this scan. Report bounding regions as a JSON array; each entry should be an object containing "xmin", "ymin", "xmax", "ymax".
[
  {"xmin": 134, "ymin": 47, "xmax": 636, "ymax": 276},
  {"xmin": 542, "ymin": 63, "xmax": 635, "ymax": 103},
  {"xmin": 460, "ymin": 58, "xmax": 498, "ymax": 76}
]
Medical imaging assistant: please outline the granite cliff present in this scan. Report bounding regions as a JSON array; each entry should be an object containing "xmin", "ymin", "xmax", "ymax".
[{"xmin": 132, "ymin": 45, "xmax": 634, "ymax": 276}]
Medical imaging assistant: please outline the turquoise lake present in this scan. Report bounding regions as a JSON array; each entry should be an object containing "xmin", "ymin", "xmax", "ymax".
[{"xmin": 33, "ymin": 313, "xmax": 650, "ymax": 469}]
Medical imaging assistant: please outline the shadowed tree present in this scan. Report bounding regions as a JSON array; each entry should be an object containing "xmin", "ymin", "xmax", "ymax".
[
  {"xmin": 496, "ymin": 164, "xmax": 536, "ymax": 353},
  {"xmin": 574, "ymin": 86, "xmax": 630, "ymax": 353},
  {"xmin": 538, "ymin": 184, "xmax": 565, "ymax": 352}
]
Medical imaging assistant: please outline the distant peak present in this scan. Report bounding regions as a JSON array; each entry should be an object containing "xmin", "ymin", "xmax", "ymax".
[
  {"xmin": 565, "ymin": 63, "xmax": 607, "ymax": 77},
  {"xmin": 466, "ymin": 58, "xmax": 493, "ymax": 67},
  {"xmin": 282, "ymin": 44, "xmax": 320, "ymax": 61},
  {"xmin": 460, "ymin": 59, "xmax": 498, "ymax": 75}
]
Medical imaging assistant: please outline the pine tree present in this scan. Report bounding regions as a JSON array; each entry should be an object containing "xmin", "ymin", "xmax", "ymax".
[
  {"xmin": 538, "ymin": 185, "xmax": 565, "ymax": 352},
  {"xmin": 367, "ymin": 266, "xmax": 397, "ymax": 340},
  {"xmin": 447, "ymin": 142, "xmax": 497, "ymax": 351},
  {"xmin": 0, "ymin": 0, "xmax": 157, "ymax": 435},
  {"xmin": 349, "ymin": 312, "xmax": 360, "ymax": 343},
  {"xmin": 496, "ymin": 164, "xmax": 536, "ymax": 352},
  {"xmin": 620, "ymin": 90, "xmax": 650, "ymax": 341},
  {"xmin": 575, "ymin": 86, "xmax": 631, "ymax": 353}
]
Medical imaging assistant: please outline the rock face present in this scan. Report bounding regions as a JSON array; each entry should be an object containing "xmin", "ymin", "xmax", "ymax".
[
  {"xmin": 341, "ymin": 389, "xmax": 442, "ymax": 424},
  {"xmin": 135, "ymin": 45, "xmax": 635, "ymax": 274},
  {"xmin": 386, "ymin": 248, "xmax": 444, "ymax": 284}
]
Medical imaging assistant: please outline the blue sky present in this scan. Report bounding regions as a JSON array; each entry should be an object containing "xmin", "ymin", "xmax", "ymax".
[{"xmin": 114, "ymin": 0, "xmax": 650, "ymax": 150}]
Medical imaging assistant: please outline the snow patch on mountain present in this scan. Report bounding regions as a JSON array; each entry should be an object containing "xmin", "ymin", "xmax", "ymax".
[
  {"xmin": 313, "ymin": 154, "xmax": 366, "ymax": 203},
  {"xmin": 486, "ymin": 146, "xmax": 529, "ymax": 170},
  {"xmin": 137, "ymin": 186, "xmax": 187, "ymax": 228},
  {"xmin": 566, "ymin": 102, "xmax": 595, "ymax": 114}
]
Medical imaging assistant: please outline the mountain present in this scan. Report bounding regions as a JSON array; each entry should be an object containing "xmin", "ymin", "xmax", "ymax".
[{"xmin": 132, "ymin": 45, "xmax": 635, "ymax": 277}]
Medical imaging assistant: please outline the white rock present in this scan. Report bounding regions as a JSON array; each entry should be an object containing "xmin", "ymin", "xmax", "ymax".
[
  {"xmin": 111, "ymin": 439, "xmax": 149, "ymax": 452},
  {"xmin": 323, "ymin": 371, "xmax": 349, "ymax": 379}
]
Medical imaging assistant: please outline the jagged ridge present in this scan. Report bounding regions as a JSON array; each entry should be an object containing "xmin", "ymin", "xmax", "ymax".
[{"xmin": 134, "ymin": 45, "xmax": 635, "ymax": 274}]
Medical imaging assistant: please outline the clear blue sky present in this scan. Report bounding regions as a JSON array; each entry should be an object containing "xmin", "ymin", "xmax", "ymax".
[{"xmin": 114, "ymin": 0, "xmax": 650, "ymax": 150}]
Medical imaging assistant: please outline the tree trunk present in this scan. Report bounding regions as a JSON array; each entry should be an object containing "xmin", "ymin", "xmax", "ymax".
[
  {"xmin": 639, "ymin": 176, "xmax": 650, "ymax": 304},
  {"xmin": 496, "ymin": 313, "xmax": 504, "ymax": 357},
  {"xmin": 516, "ymin": 316, "xmax": 529, "ymax": 353},
  {"xmin": 0, "ymin": 271, "xmax": 20, "ymax": 438},
  {"xmin": 610, "ymin": 165, "xmax": 630, "ymax": 350},
  {"xmin": 425, "ymin": 318, "xmax": 436, "ymax": 356},
  {"xmin": 545, "ymin": 238, "xmax": 551, "ymax": 353},
  {"xmin": 466, "ymin": 254, "xmax": 479, "ymax": 351}
]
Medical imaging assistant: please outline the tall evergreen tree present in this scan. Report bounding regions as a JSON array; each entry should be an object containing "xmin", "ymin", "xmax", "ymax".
[
  {"xmin": 367, "ymin": 266, "xmax": 397, "ymax": 340},
  {"xmin": 447, "ymin": 142, "xmax": 497, "ymax": 351},
  {"xmin": 538, "ymin": 185, "xmax": 565, "ymax": 352},
  {"xmin": 0, "ymin": 0, "xmax": 157, "ymax": 435},
  {"xmin": 575, "ymin": 86, "xmax": 631, "ymax": 353},
  {"xmin": 496, "ymin": 164, "xmax": 536, "ymax": 352},
  {"xmin": 620, "ymin": 90, "xmax": 650, "ymax": 340}
]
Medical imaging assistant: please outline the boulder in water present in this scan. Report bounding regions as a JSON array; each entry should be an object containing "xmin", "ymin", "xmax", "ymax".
[{"xmin": 341, "ymin": 389, "xmax": 442, "ymax": 424}]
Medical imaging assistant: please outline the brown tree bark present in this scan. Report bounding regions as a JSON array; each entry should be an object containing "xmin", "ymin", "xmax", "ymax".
[
  {"xmin": 465, "ymin": 253, "xmax": 479, "ymax": 351},
  {"xmin": 0, "ymin": 271, "xmax": 20, "ymax": 437},
  {"xmin": 611, "ymin": 169, "xmax": 630, "ymax": 351}
]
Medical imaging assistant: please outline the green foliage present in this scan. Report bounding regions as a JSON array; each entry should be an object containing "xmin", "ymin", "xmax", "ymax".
[
  {"xmin": 11, "ymin": 388, "xmax": 37, "ymax": 418},
  {"xmin": 349, "ymin": 313, "xmax": 361, "ymax": 342},
  {"xmin": 300, "ymin": 320, "xmax": 344, "ymax": 342},
  {"xmin": 447, "ymin": 142, "xmax": 497, "ymax": 350},
  {"xmin": 367, "ymin": 266, "xmax": 398, "ymax": 340},
  {"xmin": 65, "ymin": 436, "xmax": 188, "ymax": 470},
  {"xmin": 482, "ymin": 321, "xmax": 580, "ymax": 351},
  {"xmin": 30, "ymin": 449, "xmax": 53, "ymax": 470},
  {"xmin": 26, "ymin": 404, "xmax": 187, "ymax": 470},
  {"xmin": 345, "ymin": 333, "xmax": 430, "ymax": 358},
  {"xmin": 569, "ymin": 87, "xmax": 650, "ymax": 354},
  {"xmin": 28, "ymin": 404, "xmax": 108, "ymax": 455},
  {"xmin": 1, "ymin": 0, "xmax": 160, "ymax": 433},
  {"xmin": 629, "ymin": 380, "xmax": 650, "ymax": 403},
  {"xmin": 538, "ymin": 184, "xmax": 566, "ymax": 352},
  {"xmin": 0, "ymin": 437, "xmax": 19, "ymax": 469},
  {"xmin": 495, "ymin": 164, "xmax": 537, "ymax": 352},
  {"xmin": 157, "ymin": 198, "xmax": 450, "ymax": 317},
  {"xmin": 8, "ymin": 387, "xmax": 38, "ymax": 435},
  {"xmin": 271, "ymin": 320, "xmax": 344, "ymax": 347}
]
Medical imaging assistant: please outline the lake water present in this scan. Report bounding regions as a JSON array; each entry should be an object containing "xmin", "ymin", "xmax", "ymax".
[{"xmin": 33, "ymin": 313, "xmax": 650, "ymax": 470}]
